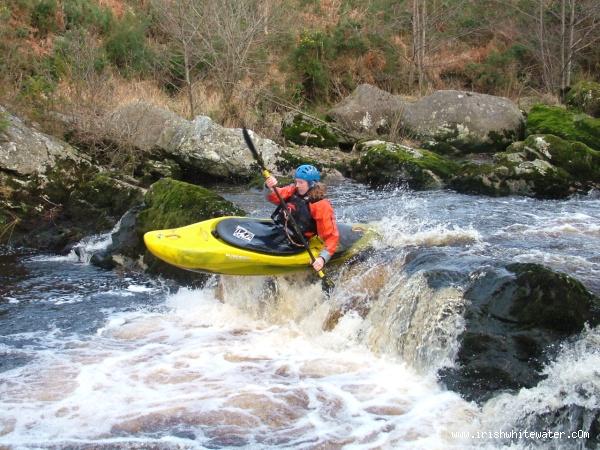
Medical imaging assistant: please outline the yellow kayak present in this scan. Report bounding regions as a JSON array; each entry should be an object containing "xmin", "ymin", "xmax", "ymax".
[{"xmin": 144, "ymin": 216, "xmax": 375, "ymax": 275}]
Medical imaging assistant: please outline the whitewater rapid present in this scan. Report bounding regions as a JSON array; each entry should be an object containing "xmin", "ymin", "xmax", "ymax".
[{"xmin": 1, "ymin": 182, "xmax": 598, "ymax": 449}]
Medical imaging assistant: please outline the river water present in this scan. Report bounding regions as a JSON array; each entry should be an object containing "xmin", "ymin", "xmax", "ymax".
[{"xmin": 1, "ymin": 182, "xmax": 598, "ymax": 449}]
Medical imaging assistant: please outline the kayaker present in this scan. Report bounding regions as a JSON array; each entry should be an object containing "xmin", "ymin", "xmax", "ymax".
[{"xmin": 265, "ymin": 165, "xmax": 339, "ymax": 272}]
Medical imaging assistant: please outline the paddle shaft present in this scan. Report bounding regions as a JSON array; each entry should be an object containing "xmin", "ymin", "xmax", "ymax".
[{"xmin": 242, "ymin": 128, "xmax": 326, "ymax": 279}]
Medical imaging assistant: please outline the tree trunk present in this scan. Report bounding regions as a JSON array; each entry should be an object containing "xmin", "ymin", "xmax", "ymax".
[
  {"xmin": 560, "ymin": 0, "xmax": 566, "ymax": 90},
  {"xmin": 183, "ymin": 41, "xmax": 195, "ymax": 119},
  {"xmin": 566, "ymin": 0, "xmax": 576, "ymax": 87}
]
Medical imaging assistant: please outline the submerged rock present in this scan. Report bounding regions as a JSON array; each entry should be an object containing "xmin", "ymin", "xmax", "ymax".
[
  {"xmin": 526, "ymin": 105, "xmax": 600, "ymax": 152},
  {"xmin": 439, "ymin": 263, "xmax": 600, "ymax": 403},
  {"xmin": 349, "ymin": 140, "xmax": 459, "ymax": 189}
]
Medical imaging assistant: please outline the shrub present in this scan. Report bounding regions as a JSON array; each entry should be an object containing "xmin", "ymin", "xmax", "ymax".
[
  {"xmin": 63, "ymin": 0, "xmax": 114, "ymax": 35},
  {"xmin": 104, "ymin": 13, "xmax": 154, "ymax": 76},
  {"xmin": 31, "ymin": 0, "xmax": 57, "ymax": 36}
]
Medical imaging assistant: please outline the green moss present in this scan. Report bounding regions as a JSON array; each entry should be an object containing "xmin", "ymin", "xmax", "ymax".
[
  {"xmin": 508, "ymin": 134, "xmax": 600, "ymax": 182},
  {"xmin": 351, "ymin": 141, "xmax": 459, "ymax": 189},
  {"xmin": 451, "ymin": 163, "xmax": 509, "ymax": 196},
  {"xmin": 565, "ymin": 81, "xmax": 600, "ymax": 118},
  {"xmin": 275, "ymin": 150, "xmax": 323, "ymax": 174},
  {"xmin": 282, "ymin": 114, "xmax": 340, "ymax": 148},
  {"xmin": 69, "ymin": 174, "xmax": 143, "ymax": 218},
  {"xmin": 0, "ymin": 111, "xmax": 9, "ymax": 133},
  {"xmin": 136, "ymin": 178, "xmax": 245, "ymax": 236},
  {"xmin": 526, "ymin": 105, "xmax": 600, "ymax": 151}
]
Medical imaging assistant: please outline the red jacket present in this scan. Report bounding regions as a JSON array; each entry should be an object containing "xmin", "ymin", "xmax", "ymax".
[{"xmin": 267, "ymin": 185, "xmax": 339, "ymax": 258}]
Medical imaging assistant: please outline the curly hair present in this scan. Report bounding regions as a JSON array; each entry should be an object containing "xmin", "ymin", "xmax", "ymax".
[{"xmin": 308, "ymin": 182, "xmax": 327, "ymax": 201}]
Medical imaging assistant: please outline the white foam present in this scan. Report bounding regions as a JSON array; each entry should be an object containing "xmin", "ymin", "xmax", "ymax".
[{"xmin": 0, "ymin": 285, "xmax": 481, "ymax": 449}]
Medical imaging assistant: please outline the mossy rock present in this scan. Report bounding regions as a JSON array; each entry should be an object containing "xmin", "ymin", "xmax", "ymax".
[
  {"xmin": 504, "ymin": 134, "xmax": 600, "ymax": 182},
  {"xmin": 350, "ymin": 140, "xmax": 460, "ymax": 189},
  {"xmin": 421, "ymin": 141, "xmax": 463, "ymax": 157},
  {"xmin": 427, "ymin": 124, "xmax": 521, "ymax": 154},
  {"xmin": 274, "ymin": 150, "xmax": 323, "ymax": 174},
  {"xmin": 506, "ymin": 263, "xmax": 599, "ymax": 333},
  {"xmin": 526, "ymin": 105, "xmax": 600, "ymax": 151},
  {"xmin": 451, "ymin": 162, "xmax": 512, "ymax": 196},
  {"xmin": 282, "ymin": 113, "xmax": 354, "ymax": 149},
  {"xmin": 565, "ymin": 81, "xmax": 600, "ymax": 118},
  {"xmin": 137, "ymin": 159, "xmax": 182, "ymax": 187},
  {"xmin": 68, "ymin": 174, "xmax": 143, "ymax": 220},
  {"xmin": 136, "ymin": 178, "xmax": 245, "ymax": 237}
]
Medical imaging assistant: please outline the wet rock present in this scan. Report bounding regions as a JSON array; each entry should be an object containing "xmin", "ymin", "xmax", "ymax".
[
  {"xmin": 526, "ymin": 105, "xmax": 600, "ymax": 151},
  {"xmin": 349, "ymin": 140, "xmax": 459, "ymax": 189},
  {"xmin": 565, "ymin": 81, "xmax": 600, "ymax": 118},
  {"xmin": 281, "ymin": 112, "xmax": 355, "ymax": 149},
  {"xmin": 439, "ymin": 263, "xmax": 600, "ymax": 403}
]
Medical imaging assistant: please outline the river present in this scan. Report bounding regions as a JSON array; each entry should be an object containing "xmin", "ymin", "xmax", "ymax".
[{"xmin": 1, "ymin": 181, "xmax": 598, "ymax": 449}]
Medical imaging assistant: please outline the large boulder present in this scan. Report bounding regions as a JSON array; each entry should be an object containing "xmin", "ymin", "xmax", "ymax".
[
  {"xmin": 327, "ymin": 86, "xmax": 525, "ymax": 153},
  {"xmin": 105, "ymin": 102, "xmax": 282, "ymax": 180},
  {"xmin": 327, "ymin": 84, "xmax": 406, "ymax": 136},
  {"xmin": 0, "ymin": 106, "xmax": 143, "ymax": 251},
  {"xmin": 439, "ymin": 263, "xmax": 600, "ymax": 403},
  {"xmin": 451, "ymin": 134, "xmax": 600, "ymax": 198},
  {"xmin": 0, "ymin": 105, "xmax": 86, "ymax": 175},
  {"xmin": 526, "ymin": 105, "xmax": 600, "ymax": 151},
  {"xmin": 565, "ymin": 81, "xmax": 600, "ymax": 118},
  {"xmin": 349, "ymin": 140, "xmax": 459, "ymax": 189},
  {"xmin": 404, "ymin": 90, "xmax": 525, "ymax": 153}
]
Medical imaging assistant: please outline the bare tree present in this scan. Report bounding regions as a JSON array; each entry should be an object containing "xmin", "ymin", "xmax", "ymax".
[
  {"xmin": 506, "ymin": 0, "xmax": 600, "ymax": 93},
  {"xmin": 190, "ymin": 0, "xmax": 280, "ymax": 115},
  {"xmin": 151, "ymin": 0, "xmax": 202, "ymax": 118}
]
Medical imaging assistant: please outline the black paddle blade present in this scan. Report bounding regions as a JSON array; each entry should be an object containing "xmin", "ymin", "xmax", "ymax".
[
  {"xmin": 321, "ymin": 275, "xmax": 335, "ymax": 295},
  {"xmin": 242, "ymin": 127, "xmax": 265, "ymax": 170}
]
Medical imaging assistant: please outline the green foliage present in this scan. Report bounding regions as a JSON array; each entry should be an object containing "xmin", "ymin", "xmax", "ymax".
[
  {"xmin": 104, "ymin": 13, "xmax": 154, "ymax": 76},
  {"xmin": 566, "ymin": 81, "xmax": 600, "ymax": 118},
  {"xmin": 333, "ymin": 19, "xmax": 369, "ymax": 55},
  {"xmin": 0, "ymin": 111, "xmax": 10, "ymax": 133},
  {"xmin": 291, "ymin": 30, "xmax": 334, "ymax": 101},
  {"xmin": 527, "ymin": 105, "xmax": 600, "ymax": 152},
  {"xmin": 31, "ymin": 0, "xmax": 57, "ymax": 36},
  {"xmin": 19, "ymin": 74, "xmax": 55, "ymax": 103},
  {"xmin": 466, "ymin": 45, "xmax": 529, "ymax": 93},
  {"xmin": 63, "ymin": 0, "xmax": 114, "ymax": 34}
]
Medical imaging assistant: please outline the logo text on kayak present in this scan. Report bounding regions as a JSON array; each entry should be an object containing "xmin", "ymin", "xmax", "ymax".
[{"xmin": 233, "ymin": 226, "xmax": 255, "ymax": 242}]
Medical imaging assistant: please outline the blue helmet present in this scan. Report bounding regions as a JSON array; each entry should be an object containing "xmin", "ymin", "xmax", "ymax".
[{"xmin": 294, "ymin": 164, "xmax": 320, "ymax": 183}]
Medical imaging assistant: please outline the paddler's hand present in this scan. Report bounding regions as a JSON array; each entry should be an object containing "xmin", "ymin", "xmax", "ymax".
[
  {"xmin": 265, "ymin": 175, "xmax": 278, "ymax": 189},
  {"xmin": 312, "ymin": 257, "xmax": 325, "ymax": 272}
]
